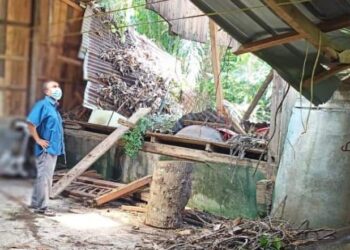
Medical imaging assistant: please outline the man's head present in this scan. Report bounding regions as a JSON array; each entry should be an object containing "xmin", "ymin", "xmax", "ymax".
[{"xmin": 42, "ymin": 81, "xmax": 62, "ymax": 101}]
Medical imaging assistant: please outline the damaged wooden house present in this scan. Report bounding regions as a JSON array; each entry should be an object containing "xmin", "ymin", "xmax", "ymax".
[{"xmin": 1, "ymin": 0, "xmax": 350, "ymax": 249}]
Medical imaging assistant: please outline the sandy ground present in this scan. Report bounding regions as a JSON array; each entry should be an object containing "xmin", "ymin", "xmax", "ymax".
[{"xmin": 0, "ymin": 178, "xmax": 167, "ymax": 250}]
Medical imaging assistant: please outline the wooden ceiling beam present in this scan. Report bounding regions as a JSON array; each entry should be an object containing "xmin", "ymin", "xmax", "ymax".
[
  {"xmin": 59, "ymin": 0, "xmax": 83, "ymax": 13},
  {"xmin": 303, "ymin": 64, "xmax": 350, "ymax": 88},
  {"xmin": 318, "ymin": 15, "xmax": 350, "ymax": 33},
  {"xmin": 235, "ymin": 32, "xmax": 302, "ymax": 55},
  {"xmin": 234, "ymin": 15, "xmax": 350, "ymax": 55},
  {"xmin": 262, "ymin": 0, "xmax": 342, "ymax": 59}
]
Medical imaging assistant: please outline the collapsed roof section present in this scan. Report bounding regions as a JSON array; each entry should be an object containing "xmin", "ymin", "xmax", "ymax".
[{"xmin": 80, "ymin": 5, "xmax": 183, "ymax": 117}]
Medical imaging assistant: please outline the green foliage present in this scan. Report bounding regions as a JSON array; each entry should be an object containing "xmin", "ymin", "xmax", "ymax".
[
  {"xmin": 122, "ymin": 117, "xmax": 152, "ymax": 158},
  {"xmin": 198, "ymin": 50, "xmax": 272, "ymax": 121},
  {"xmin": 259, "ymin": 235, "xmax": 283, "ymax": 250}
]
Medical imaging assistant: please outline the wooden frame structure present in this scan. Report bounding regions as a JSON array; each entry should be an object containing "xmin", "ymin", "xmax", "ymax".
[
  {"xmin": 233, "ymin": 1, "xmax": 350, "ymax": 87},
  {"xmin": 0, "ymin": 0, "xmax": 84, "ymax": 117}
]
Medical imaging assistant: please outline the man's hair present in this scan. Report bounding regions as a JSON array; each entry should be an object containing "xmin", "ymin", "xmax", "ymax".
[{"xmin": 42, "ymin": 81, "xmax": 58, "ymax": 92}]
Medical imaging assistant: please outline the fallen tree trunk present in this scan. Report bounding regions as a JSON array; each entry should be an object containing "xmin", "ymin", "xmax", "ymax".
[{"xmin": 145, "ymin": 161, "xmax": 193, "ymax": 229}]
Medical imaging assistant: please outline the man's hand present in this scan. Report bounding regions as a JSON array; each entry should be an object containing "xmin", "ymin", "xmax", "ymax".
[
  {"xmin": 36, "ymin": 139, "xmax": 49, "ymax": 149},
  {"xmin": 27, "ymin": 122, "xmax": 49, "ymax": 150}
]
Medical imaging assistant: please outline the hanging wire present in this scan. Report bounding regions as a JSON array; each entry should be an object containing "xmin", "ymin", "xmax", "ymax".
[
  {"xmin": 252, "ymin": 33, "xmax": 323, "ymax": 176},
  {"xmin": 42, "ymin": 0, "xmax": 313, "ymax": 41},
  {"xmin": 303, "ymin": 31, "xmax": 322, "ymax": 133},
  {"xmin": 298, "ymin": 43, "xmax": 310, "ymax": 131},
  {"xmin": 253, "ymin": 80, "xmax": 291, "ymax": 176},
  {"xmin": 32, "ymin": 0, "xmax": 171, "ymax": 31}
]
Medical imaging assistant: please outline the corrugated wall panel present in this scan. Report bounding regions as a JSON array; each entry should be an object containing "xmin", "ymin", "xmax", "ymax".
[{"xmin": 146, "ymin": 0, "xmax": 239, "ymax": 49}]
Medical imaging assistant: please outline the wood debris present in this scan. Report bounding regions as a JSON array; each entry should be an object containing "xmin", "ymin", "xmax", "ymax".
[
  {"xmin": 143, "ymin": 215, "xmax": 335, "ymax": 250},
  {"xmin": 83, "ymin": 5, "xmax": 182, "ymax": 117}
]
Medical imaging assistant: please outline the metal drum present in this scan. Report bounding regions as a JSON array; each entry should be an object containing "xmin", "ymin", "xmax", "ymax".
[{"xmin": 273, "ymin": 85, "xmax": 350, "ymax": 228}]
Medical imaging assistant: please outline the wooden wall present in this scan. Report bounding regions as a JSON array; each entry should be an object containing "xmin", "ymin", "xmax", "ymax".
[
  {"xmin": 0, "ymin": 0, "xmax": 84, "ymax": 117},
  {"xmin": 0, "ymin": 0, "xmax": 32, "ymax": 116}
]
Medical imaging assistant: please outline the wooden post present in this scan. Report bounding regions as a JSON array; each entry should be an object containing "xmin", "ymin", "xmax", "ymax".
[
  {"xmin": 242, "ymin": 70, "xmax": 273, "ymax": 121},
  {"xmin": 29, "ymin": 0, "xmax": 40, "ymax": 109},
  {"xmin": 50, "ymin": 108, "xmax": 151, "ymax": 198},
  {"xmin": 145, "ymin": 161, "xmax": 193, "ymax": 229},
  {"xmin": 209, "ymin": 19, "xmax": 224, "ymax": 115}
]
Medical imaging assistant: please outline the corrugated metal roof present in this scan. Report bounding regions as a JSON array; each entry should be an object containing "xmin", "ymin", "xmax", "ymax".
[
  {"xmin": 146, "ymin": 0, "xmax": 239, "ymax": 49},
  {"xmin": 190, "ymin": 0, "xmax": 350, "ymax": 105}
]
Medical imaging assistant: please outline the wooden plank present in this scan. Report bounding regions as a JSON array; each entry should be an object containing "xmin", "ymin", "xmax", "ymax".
[
  {"xmin": 209, "ymin": 20, "xmax": 224, "ymax": 114},
  {"xmin": 0, "ymin": 20, "xmax": 31, "ymax": 27},
  {"xmin": 242, "ymin": 70, "xmax": 273, "ymax": 121},
  {"xmin": 146, "ymin": 132, "xmax": 266, "ymax": 153},
  {"xmin": 183, "ymin": 120, "xmax": 231, "ymax": 129},
  {"xmin": 141, "ymin": 142, "xmax": 268, "ymax": 174},
  {"xmin": 0, "ymin": 0, "xmax": 6, "ymax": 20},
  {"xmin": 7, "ymin": 0, "xmax": 32, "ymax": 24},
  {"xmin": 234, "ymin": 15, "xmax": 350, "ymax": 55},
  {"xmin": 59, "ymin": 0, "xmax": 83, "ymax": 12},
  {"xmin": 234, "ymin": 32, "xmax": 303, "ymax": 55},
  {"xmin": 0, "ymin": 55, "xmax": 29, "ymax": 61},
  {"xmin": 0, "ymin": 85, "xmax": 27, "ymax": 91},
  {"xmin": 303, "ymin": 64, "xmax": 350, "ymax": 88},
  {"xmin": 51, "ymin": 108, "xmax": 151, "ymax": 198},
  {"xmin": 264, "ymin": 0, "xmax": 341, "ymax": 60},
  {"xmin": 94, "ymin": 175, "xmax": 153, "ymax": 206},
  {"xmin": 317, "ymin": 15, "xmax": 350, "ymax": 33},
  {"xmin": 54, "ymin": 174, "xmax": 125, "ymax": 189},
  {"xmin": 2, "ymin": 90, "xmax": 27, "ymax": 115},
  {"xmin": 146, "ymin": 132, "xmax": 229, "ymax": 148}
]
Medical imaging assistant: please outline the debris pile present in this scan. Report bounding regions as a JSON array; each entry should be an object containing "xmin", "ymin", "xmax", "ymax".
[
  {"xmin": 97, "ymin": 31, "xmax": 173, "ymax": 116},
  {"xmin": 144, "ymin": 216, "xmax": 335, "ymax": 250},
  {"xmin": 81, "ymin": 5, "xmax": 182, "ymax": 117}
]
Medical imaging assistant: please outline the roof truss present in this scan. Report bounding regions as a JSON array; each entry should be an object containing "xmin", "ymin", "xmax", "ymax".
[{"xmin": 234, "ymin": 2, "xmax": 350, "ymax": 58}]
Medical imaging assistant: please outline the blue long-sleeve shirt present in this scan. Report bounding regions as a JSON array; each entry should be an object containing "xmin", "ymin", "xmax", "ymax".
[{"xmin": 27, "ymin": 96, "xmax": 65, "ymax": 157}]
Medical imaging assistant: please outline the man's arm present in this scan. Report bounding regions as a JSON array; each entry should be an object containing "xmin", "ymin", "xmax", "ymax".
[{"xmin": 27, "ymin": 122, "xmax": 49, "ymax": 149}]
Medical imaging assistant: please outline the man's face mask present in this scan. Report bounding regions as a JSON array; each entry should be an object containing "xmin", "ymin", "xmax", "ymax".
[{"xmin": 51, "ymin": 87, "xmax": 63, "ymax": 101}]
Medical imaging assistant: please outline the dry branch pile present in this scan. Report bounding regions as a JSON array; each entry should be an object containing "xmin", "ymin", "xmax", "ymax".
[
  {"xmin": 91, "ymin": 17, "xmax": 180, "ymax": 116},
  {"xmin": 97, "ymin": 34, "xmax": 170, "ymax": 115},
  {"xmin": 142, "ymin": 215, "xmax": 335, "ymax": 250}
]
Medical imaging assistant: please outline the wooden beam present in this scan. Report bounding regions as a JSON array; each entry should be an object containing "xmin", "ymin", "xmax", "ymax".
[
  {"xmin": 317, "ymin": 15, "xmax": 350, "ymax": 33},
  {"xmin": 235, "ymin": 15, "xmax": 350, "ymax": 55},
  {"xmin": 141, "ymin": 142, "xmax": 268, "ymax": 175},
  {"xmin": 59, "ymin": 0, "xmax": 83, "ymax": 12},
  {"xmin": 58, "ymin": 55, "xmax": 82, "ymax": 66},
  {"xmin": 264, "ymin": 0, "xmax": 341, "ymax": 59},
  {"xmin": 0, "ymin": 20, "xmax": 31, "ymax": 27},
  {"xmin": 242, "ymin": 70, "xmax": 273, "ymax": 121},
  {"xmin": 94, "ymin": 175, "xmax": 152, "ymax": 206},
  {"xmin": 209, "ymin": 20, "xmax": 224, "ymax": 114},
  {"xmin": 50, "ymin": 108, "xmax": 151, "ymax": 198},
  {"xmin": 0, "ymin": 54, "xmax": 30, "ymax": 61},
  {"xmin": 29, "ymin": 0, "xmax": 40, "ymax": 109},
  {"xmin": 235, "ymin": 32, "xmax": 303, "ymax": 55},
  {"xmin": 0, "ymin": 85, "xmax": 27, "ymax": 91},
  {"xmin": 303, "ymin": 64, "xmax": 350, "ymax": 88},
  {"xmin": 183, "ymin": 120, "xmax": 231, "ymax": 129}
]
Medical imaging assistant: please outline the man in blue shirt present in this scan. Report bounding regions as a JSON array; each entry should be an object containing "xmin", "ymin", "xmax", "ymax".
[{"xmin": 27, "ymin": 81, "xmax": 65, "ymax": 216}]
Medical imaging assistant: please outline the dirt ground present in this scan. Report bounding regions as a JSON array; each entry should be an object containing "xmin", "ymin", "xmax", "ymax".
[{"xmin": 0, "ymin": 178, "xmax": 168, "ymax": 250}]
